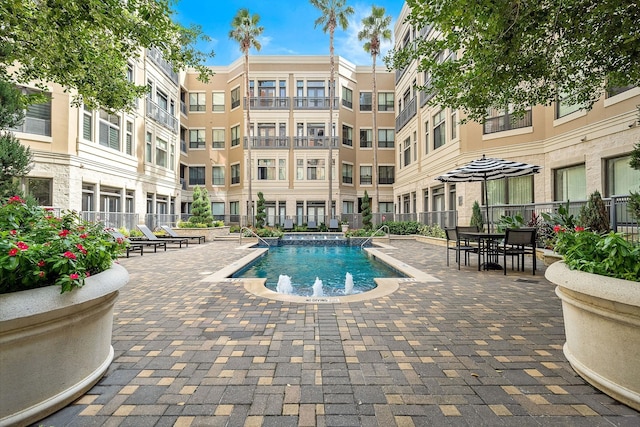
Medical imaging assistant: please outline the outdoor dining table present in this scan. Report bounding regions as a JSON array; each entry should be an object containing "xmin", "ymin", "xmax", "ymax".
[{"xmin": 458, "ymin": 231, "xmax": 506, "ymax": 271}]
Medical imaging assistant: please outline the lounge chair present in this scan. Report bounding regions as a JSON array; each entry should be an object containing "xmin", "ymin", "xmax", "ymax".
[
  {"xmin": 328, "ymin": 218, "xmax": 339, "ymax": 231},
  {"xmin": 160, "ymin": 225, "xmax": 205, "ymax": 244},
  {"xmin": 307, "ymin": 220, "xmax": 318, "ymax": 231},
  {"xmin": 283, "ymin": 218, "xmax": 294, "ymax": 231},
  {"xmin": 137, "ymin": 224, "xmax": 189, "ymax": 248},
  {"xmin": 109, "ymin": 230, "xmax": 167, "ymax": 256}
]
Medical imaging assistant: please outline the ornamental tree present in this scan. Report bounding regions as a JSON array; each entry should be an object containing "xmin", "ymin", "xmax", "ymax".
[
  {"xmin": 387, "ymin": 0, "xmax": 640, "ymax": 122},
  {"xmin": 362, "ymin": 190, "xmax": 372, "ymax": 231},
  {"xmin": 0, "ymin": 0, "xmax": 213, "ymax": 112}
]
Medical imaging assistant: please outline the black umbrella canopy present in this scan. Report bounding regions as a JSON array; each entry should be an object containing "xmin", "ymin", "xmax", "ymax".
[{"xmin": 436, "ymin": 154, "xmax": 542, "ymax": 229}]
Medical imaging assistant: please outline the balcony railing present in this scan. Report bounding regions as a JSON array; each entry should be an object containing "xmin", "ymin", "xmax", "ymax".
[
  {"xmin": 146, "ymin": 48, "xmax": 179, "ymax": 84},
  {"xmin": 146, "ymin": 99, "xmax": 179, "ymax": 133},
  {"xmin": 80, "ymin": 211, "xmax": 139, "ymax": 231},
  {"xmin": 180, "ymin": 101, "xmax": 187, "ymax": 116},
  {"xmin": 420, "ymin": 87, "xmax": 434, "ymax": 107},
  {"xmin": 483, "ymin": 110, "xmax": 532, "ymax": 135},
  {"xmin": 293, "ymin": 136, "xmax": 339, "ymax": 148},
  {"xmin": 243, "ymin": 136, "xmax": 290, "ymax": 148},
  {"xmin": 244, "ymin": 97, "xmax": 290, "ymax": 109},
  {"xmin": 395, "ymin": 97, "xmax": 417, "ymax": 132},
  {"xmin": 293, "ymin": 97, "xmax": 339, "ymax": 110}
]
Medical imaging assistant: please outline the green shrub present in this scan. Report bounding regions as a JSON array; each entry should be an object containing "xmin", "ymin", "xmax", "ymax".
[
  {"xmin": 579, "ymin": 190, "xmax": 609, "ymax": 233},
  {"xmin": 382, "ymin": 220, "xmax": 422, "ymax": 235},
  {"xmin": 470, "ymin": 201, "xmax": 484, "ymax": 230},
  {"xmin": 418, "ymin": 224, "xmax": 446, "ymax": 238}
]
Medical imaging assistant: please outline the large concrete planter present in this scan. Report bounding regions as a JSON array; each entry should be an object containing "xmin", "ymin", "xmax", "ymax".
[
  {"xmin": 0, "ymin": 263, "xmax": 129, "ymax": 426},
  {"xmin": 546, "ymin": 261, "xmax": 640, "ymax": 411},
  {"xmin": 174, "ymin": 226, "xmax": 230, "ymax": 241}
]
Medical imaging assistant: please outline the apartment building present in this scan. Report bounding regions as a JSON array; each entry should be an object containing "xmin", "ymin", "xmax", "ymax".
[{"xmin": 392, "ymin": 4, "xmax": 640, "ymax": 226}]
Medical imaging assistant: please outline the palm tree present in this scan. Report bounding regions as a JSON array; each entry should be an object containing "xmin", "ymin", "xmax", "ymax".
[
  {"xmin": 358, "ymin": 5, "xmax": 391, "ymax": 214},
  {"xmin": 310, "ymin": 0, "xmax": 353, "ymax": 222},
  {"xmin": 229, "ymin": 9, "xmax": 263, "ymax": 226}
]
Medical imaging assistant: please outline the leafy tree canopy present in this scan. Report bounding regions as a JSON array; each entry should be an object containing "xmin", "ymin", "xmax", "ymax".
[
  {"xmin": 0, "ymin": 0, "xmax": 214, "ymax": 112},
  {"xmin": 387, "ymin": 0, "xmax": 640, "ymax": 122}
]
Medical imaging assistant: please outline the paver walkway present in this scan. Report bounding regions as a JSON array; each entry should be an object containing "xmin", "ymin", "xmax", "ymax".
[{"xmin": 35, "ymin": 238, "xmax": 639, "ymax": 426}]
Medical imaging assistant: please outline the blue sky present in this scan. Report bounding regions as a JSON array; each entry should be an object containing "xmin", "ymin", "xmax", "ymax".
[{"xmin": 172, "ymin": 0, "xmax": 405, "ymax": 66}]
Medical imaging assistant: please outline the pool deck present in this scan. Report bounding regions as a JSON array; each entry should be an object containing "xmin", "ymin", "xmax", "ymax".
[{"xmin": 36, "ymin": 238, "xmax": 639, "ymax": 426}]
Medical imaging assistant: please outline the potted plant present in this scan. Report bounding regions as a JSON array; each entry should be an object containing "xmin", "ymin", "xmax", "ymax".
[
  {"xmin": 0, "ymin": 196, "xmax": 128, "ymax": 426},
  {"xmin": 545, "ymin": 225, "xmax": 640, "ymax": 411},
  {"xmin": 341, "ymin": 220, "xmax": 349, "ymax": 233}
]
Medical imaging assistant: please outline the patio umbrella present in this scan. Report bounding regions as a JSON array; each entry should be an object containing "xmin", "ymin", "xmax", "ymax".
[{"xmin": 436, "ymin": 154, "xmax": 541, "ymax": 230}]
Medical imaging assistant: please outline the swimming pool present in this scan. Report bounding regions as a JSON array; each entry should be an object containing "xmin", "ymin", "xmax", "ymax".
[{"xmin": 232, "ymin": 246, "xmax": 402, "ymax": 297}]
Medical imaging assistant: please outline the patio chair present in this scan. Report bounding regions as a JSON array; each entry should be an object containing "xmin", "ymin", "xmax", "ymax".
[
  {"xmin": 445, "ymin": 227, "xmax": 478, "ymax": 270},
  {"xmin": 137, "ymin": 224, "xmax": 189, "ymax": 248},
  {"xmin": 109, "ymin": 230, "xmax": 167, "ymax": 256},
  {"xmin": 328, "ymin": 218, "xmax": 339, "ymax": 231},
  {"xmin": 307, "ymin": 220, "xmax": 318, "ymax": 231},
  {"xmin": 283, "ymin": 218, "xmax": 294, "ymax": 231},
  {"xmin": 501, "ymin": 228, "xmax": 537, "ymax": 275},
  {"xmin": 160, "ymin": 225, "xmax": 205, "ymax": 244}
]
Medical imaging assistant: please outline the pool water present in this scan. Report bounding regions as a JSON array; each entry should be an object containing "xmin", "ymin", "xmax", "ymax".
[{"xmin": 233, "ymin": 246, "xmax": 401, "ymax": 297}]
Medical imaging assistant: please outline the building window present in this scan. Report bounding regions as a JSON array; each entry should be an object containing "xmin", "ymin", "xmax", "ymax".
[
  {"xmin": 378, "ymin": 92, "xmax": 394, "ymax": 111},
  {"xmin": 342, "ymin": 163, "xmax": 353, "ymax": 184},
  {"xmin": 25, "ymin": 177, "xmax": 52, "ymax": 206},
  {"xmin": 82, "ymin": 106, "xmax": 92, "ymax": 141},
  {"xmin": 307, "ymin": 159, "xmax": 326, "ymax": 180},
  {"xmin": 379, "ymin": 202, "xmax": 394, "ymax": 213},
  {"xmin": 606, "ymin": 85, "xmax": 635, "ymax": 98},
  {"xmin": 451, "ymin": 111, "xmax": 457, "ymax": 140},
  {"xmin": 230, "ymin": 201, "xmax": 239, "ymax": 216},
  {"xmin": 424, "ymin": 120, "xmax": 430, "ymax": 154},
  {"xmin": 189, "ymin": 129, "xmax": 206, "ymax": 149},
  {"xmin": 483, "ymin": 106, "xmax": 532, "ymax": 134},
  {"xmin": 279, "ymin": 159, "xmax": 286, "ymax": 180},
  {"xmin": 343, "ymin": 201, "xmax": 354, "ymax": 214},
  {"xmin": 145, "ymin": 132, "xmax": 152, "ymax": 162},
  {"xmin": 212, "ymin": 92, "xmax": 225, "ymax": 112},
  {"xmin": 342, "ymin": 87, "xmax": 353, "ymax": 108},
  {"xmin": 156, "ymin": 90, "xmax": 168, "ymax": 111},
  {"xmin": 258, "ymin": 159, "xmax": 277, "ymax": 180},
  {"xmin": 98, "ymin": 110, "xmax": 120, "ymax": 150},
  {"xmin": 231, "ymin": 125, "xmax": 240, "ymax": 147},
  {"xmin": 212, "ymin": 129, "xmax": 225, "ymax": 149},
  {"xmin": 556, "ymin": 94, "xmax": 585, "ymax": 118},
  {"xmin": 155, "ymin": 137, "xmax": 168, "ymax": 168},
  {"xmin": 189, "ymin": 92, "xmax": 206, "ymax": 112},
  {"xmin": 212, "ymin": 202, "xmax": 225, "ymax": 220},
  {"xmin": 486, "ymin": 176, "xmax": 534, "ymax": 205},
  {"xmin": 189, "ymin": 166, "xmax": 205, "ymax": 186},
  {"xmin": 231, "ymin": 87, "xmax": 240, "ymax": 109},
  {"xmin": 11, "ymin": 88, "xmax": 51, "ymax": 136},
  {"xmin": 403, "ymin": 137, "xmax": 411, "ymax": 167},
  {"xmin": 360, "ymin": 129, "xmax": 372, "ymax": 148},
  {"xmin": 359, "ymin": 92, "xmax": 372, "ymax": 111},
  {"xmin": 342, "ymin": 124, "xmax": 353, "ymax": 146},
  {"xmin": 433, "ymin": 109, "xmax": 446, "ymax": 149},
  {"xmin": 125, "ymin": 121, "xmax": 133, "ymax": 155},
  {"xmin": 360, "ymin": 165, "xmax": 372, "ymax": 185},
  {"xmin": 378, "ymin": 129, "xmax": 394, "ymax": 148},
  {"xmin": 231, "ymin": 163, "xmax": 240, "ymax": 184},
  {"xmin": 554, "ymin": 164, "xmax": 586, "ymax": 201},
  {"xmin": 212, "ymin": 166, "xmax": 225, "ymax": 185},
  {"xmin": 606, "ymin": 155, "xmax": 640, "ymax": 196},
  {"xmin": 379, "ymin": 166, "xmax": 395, "ymax": 185}
]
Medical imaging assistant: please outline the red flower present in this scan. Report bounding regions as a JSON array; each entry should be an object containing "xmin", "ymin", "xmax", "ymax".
[
  {"xmin": 79, "ymin": 233, "xmax": 88, "ymax": 239},
  {"xmin": 39, "ymin": 271, "xmax": 45, "ymax": 278},
  {"xmin": 63, "ymin": 251, "xmax": 77, "ymax": 260},
  {"xmin": 44, "ymin": 207, "xmax": 54, "ymax": 211},
  {"xmin": 10, "ymin": 229, "xmax": 17, "ymax": 235},
  {"xmin": 17, "ymin": 241, "xmax": 29, "ymax": 251},
  {"xmin": 69, "ymin": 273, "xmax": 79, "ymax": 280},
  {"xmin": 8, "ymin": 248, "xmax": 18, "ymax": 256},
  {"xmin": 575, "ymin": 226, "xmax": 585, "ymax": 232},
  {"xmin": 76, "ymin": 244, "xmax": 87, "ymax": 254},
  {"xmin": 85, "ymin": 271, "xmax": 91, "ymax": 278},
  {"xmin": 553, "ymin": 225, "xmax": 563, "ymax": 233},
  {"xmin": 37, "ymin": 260, "xmax": 46, "ymax": 267},
  {"xmin": 116, "ymin": 238, "xmax": 124, "ymax": 244},
  {"xmin": 59, "ymin": 229, "xmax": 70, "ymax": 237},
  {"xmin": 8, "ymin": 196, "xmax": 24, "ymax": 204}
]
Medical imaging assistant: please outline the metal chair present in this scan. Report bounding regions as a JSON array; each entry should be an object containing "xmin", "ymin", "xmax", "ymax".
[
  {"xmin": 445, "ymin": 227, "xmax": 478, "ymax": 269},
  {"xmin": 502, "ymin": 228, "xmax": 537, "ymax": 275}
]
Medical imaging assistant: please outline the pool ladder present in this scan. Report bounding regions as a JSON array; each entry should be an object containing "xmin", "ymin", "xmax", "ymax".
[
  {"xmin": 360, "ymin": 225, "xmax": 390, "ymax": 249},
  {"xmin": 239, "ymin": 227, "xmax": 270, "ymax": 247}
]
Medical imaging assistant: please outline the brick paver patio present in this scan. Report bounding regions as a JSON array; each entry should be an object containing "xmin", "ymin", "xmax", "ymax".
[{"xmin": 35, "ymin": 238, "xmax": 639, "ymax": 426}]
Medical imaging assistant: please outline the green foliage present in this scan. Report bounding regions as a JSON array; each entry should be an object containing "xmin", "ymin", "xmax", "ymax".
[
  {"xmin": 345, "ymin": 228, "xmax": 381, "ymax": 238},
  {"xmin": 0, "ymin": 132, "xmax": 32, "ymax": 201},
  {"xmin": 0, "ymin": 0, "xmax": 213, "ymax": 112},
  {"xmin": 0, "ymin": 80, "xmax": 25, "ymax": 129},
  {"xmin": 553, "ymin": 229, "xmax": 640, "ymax": 282},
  {"xmin": 253, "ymin": 227, "xmax": 283, "ymax": 238},
  {"xmin": 497, "ymin": 214, "xmax": 525, "ymax": 232},
  {"xmin": 381, "ymin": 220, "xmax": 422, "ymax": 235},
  {"xmin": 541, "ymin": 202, "xmax": 578, "ymax": 229},
  {"xmin": 0, "ymin": 196, "xmax": 126, "ymax": 294},
  {"xmin": 629, "ymin": 142, "xmax": 640, "ymax": 221},
  {"xmin": 178, "ymin": 220, "xmax": 223, "ymax": 229},
  {"xmin": 387, "ymin": 0, "xmax": 640, "ymax": 122},
  {"xmin": 579, "ymin": 190, "xmax": 610, "ymax": 233},
  {"xmin": 470, "ymin": 201, "xmax": 484, "ymax": 230},
  {"xmin": 189, "ymin": 186, "xmax": 214, "ymax": 227},
  {"xmin": 418, "ymin": 223, "xmax": 446, "ymax": 239},
  {"xmin": 362, "ymin": 190, "xmax": 372, "ymax": 230},
  {"xmin": 255, "ymin": 192, "xmax": 266, "ymax": 228}
]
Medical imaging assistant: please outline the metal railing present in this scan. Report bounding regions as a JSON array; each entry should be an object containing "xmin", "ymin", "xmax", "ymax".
[
  {"xmin": 146, "ymin": 48, "xmax": 179, "ymax": 84},
  {"xmin": 395, "ymin": 97, "xmax": 417, "ymax": 132},
  {"xmin": 244, "ymin": 97, "xmax": 290, "ymax": 109},
  {"xmin": 243, "ymin": 136, "xmax": 290, "ymax": 148},
  {"xmin": 292, "ymin": 97, "xmax": 339, "ymax": 110},
  {"xmin": 146, "ymin": 99, "xmax": 179, "ymax": 133},
  {"xmin": 483, "ymin": 110, "xmax": 532, "ymax": 134},
  {"xmin": 293, "ymin": 136, "xmax": 339, "ymax": 148},
  {"xmin": 80, "ymin": 212, "xmax": 139, "ymax": 231},
  {"xmin": 361, "ymin": 225, "xmax": 390, "ymax": 248},
  {"xmin": 239, "ymin": 226, "xmax": 270, "ymax": 247}
]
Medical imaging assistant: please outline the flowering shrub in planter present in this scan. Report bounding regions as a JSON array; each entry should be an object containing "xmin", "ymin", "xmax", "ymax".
[
  {"xmin": 0, "ymin": 196, "xmax": 126, "ymax": 294},
  {"xmin": 551, "ymin": 225, "xmax": 640, "ymax": 282}
]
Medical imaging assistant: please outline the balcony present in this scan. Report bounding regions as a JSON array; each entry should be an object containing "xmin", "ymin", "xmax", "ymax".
[
  {"xmin": 293, "ymin": 136, "xmax": 339, "ymax": 148},
  {"xmin": 146, "ymin": 99, "xmax": 179, "ymax": 133},
  {"xmin": 395, "ymin": 97, "xmax": 417, "ymax": 132},
  {"xmin": 146, "ymin": 48, "xmax": 179, "ymax": 84},
  {"xmin": 180, "ymin": 101, "xmax": 187, "ymax": 116},
  {"xmin": 483, "ymin": 110, "xmax": 532, "ymax": 135},
  {"xmin": 243, "ymin": 136, "xmax": 290, "ymax": 148},
  {"xmin": 244, "ymin": 97, "xmax": 290, "ymax": 110},
  {"xmin": 293, "ymin": 97, "xmax": 339, "ymax": 110}
]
